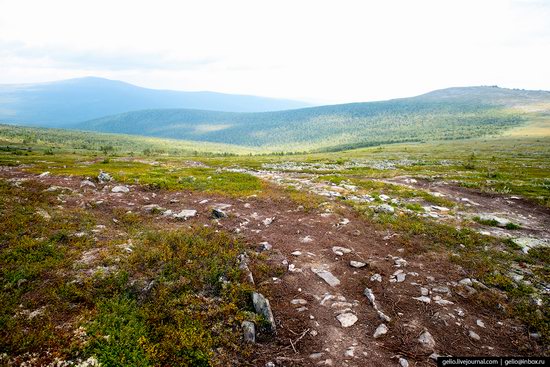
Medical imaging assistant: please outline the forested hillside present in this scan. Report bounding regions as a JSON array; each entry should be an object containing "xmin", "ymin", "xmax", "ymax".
[{"xmin": 73, "ymin": 86, "xmax": 550, "ymax": 150}]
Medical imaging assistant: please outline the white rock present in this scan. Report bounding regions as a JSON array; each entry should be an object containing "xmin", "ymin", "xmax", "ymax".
[
  {"xmin": 459, "ymin": 278, "xmax": 473, "ymax": 286},
  {"xmin": 469, "ymin": 330, "xmax": 481, "ymax": 341},
  {"xmin": 291, "ymin": 299, "xmax": 308, "ymax": 305},
  {"xmin": 332, "ymin": 246, "xmax": 352, "ymax": 255},
  {"xmin": 291, "ymin": 251, "xmax": 302, "ymax": 256},
  {"xmin": 413, "ymin": 296, "xmax": 431, "ymax": 303},
  {"xmin": 418, "ymin": 330, "xmax": 436, "ymax": 350},
  {"xmin": 312, "ymin": 268, "xmax": 341, "ymax": 287},
  {"xmin": 173, "ymin": 209, "xmax": 197, "ymax": 220},
  {"xmin": 421, "ymin": 287, "xmax": 429, "ymax": 296},
  {"xmin": 435, "ymin": 299, "xmax": 454, "ymax": 306},
  {"xmin": 379, "ymin": 194, "xmax": 390, "ymax": 201},
  {"xmin": 370, "ymin": 273, "xmax": 382, "ymax": 282},
  {"xmin": 350, "ymin": 260, "xmax": 366, "ymax": 268},
  {"xmin": 111, "ymin": 185, "xmax": 129, "ymax": 193},
  {"xmin": 38, "ymin": 171, "xmax": 50, "ymax": 178},
  {"xmin": 399, "ymin": 357, "xmax": 409, "ymax": 367},
  {"xmin": 80, "ymin": 179, "xmax": 96, "ymax": 188},
  {"xmin": 375, "ymin": 204, "xmax": 394, "ymax": 214},
  {"xmin": 373, "ymin": 323, "xmax": 388, "ymax": 338},
  {"xmin": 476, "ymin": 319, "xmax": 486, "ymax": 328},
  {"xmin": 336, "ymin": 313, "xmax": 358, "ymax": 327}
]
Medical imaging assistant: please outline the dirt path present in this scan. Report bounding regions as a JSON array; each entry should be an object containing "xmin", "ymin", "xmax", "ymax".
[{"xmin": 0, "ymin": 167, "xmax": 544, "ymax": 366}]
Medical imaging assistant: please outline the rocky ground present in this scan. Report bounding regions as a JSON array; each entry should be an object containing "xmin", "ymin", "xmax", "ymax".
[{"xmin": 0, "ymin": 164, "xmax": 548, "ymax": 366}]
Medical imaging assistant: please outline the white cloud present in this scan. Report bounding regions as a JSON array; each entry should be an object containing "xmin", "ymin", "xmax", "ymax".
[{"xmin": 0, "ymin": 0, "xmax": 548, "ymax": 103}]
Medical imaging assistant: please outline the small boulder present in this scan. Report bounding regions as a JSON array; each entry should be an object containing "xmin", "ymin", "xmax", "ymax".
[
  {"xmin": 332, "ymin": 246, "xmax": 352, "ymax": 256},
  {"xmin": 111, "ymin": 185, "xmax": 129, "ymax": 193},
  {"xmin": 469, "ymin": 330, "xmax": 481, "ymax": 341},
  {"xmin": 373, "ymin": 323, "xmax": 388, "ymax": 338},
  {"xmin": 98, "ymin": 171, "xmax": 112, "ymax": 183},
  {"xmin": 212, "ymin": 208, "xmax": 227, "ymax": 218},
  {"xmin": 312, "ymin": 268, "xmax": 341, "ymax": 287},
  {"xmin": 252, "ymin": 292, "xmax": 276, "ymax": 333},
  {"xmin": 80, "ymin": 179, "xmax": 96, "ymax": 188},
  {"xmin": 257, "ymin": 242, "xmax": 272, "ymax": 252},
  {"xmin": 375, "ymin": 204, "xmax": 394, "ymax": 214},
  {"xmin": 336, "ymin": 313, "xmax": 358, "ymax": 328},
  {"xmin": 418, "ymin": 330, "xmax": 436, "ymax": 350},
  {"xmin": 174, "ymin": 209, "xmax": 197, "ymax": 220},
  {"xmin": 350, "ymin": 260, "xmax": 366, "ymax": 268},
  {"xmin": 242, "ymin": 321, "xmax": 256, "ymax": 343}
]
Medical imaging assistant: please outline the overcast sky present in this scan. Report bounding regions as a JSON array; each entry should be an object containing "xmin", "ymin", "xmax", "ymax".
[{"xmin": 0, "ymin": 0, "xmax": 549, "ymax": 103}]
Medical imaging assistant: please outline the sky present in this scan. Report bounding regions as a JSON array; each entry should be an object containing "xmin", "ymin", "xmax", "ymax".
[{"xmin": 0, "ymin": 0, "xmax": 549, "ymax": 103}]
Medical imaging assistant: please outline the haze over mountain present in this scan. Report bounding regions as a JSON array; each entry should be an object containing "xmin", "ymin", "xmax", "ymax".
[
  {"xmin": 71, "ymin": 86, "xmax": 550, "ymax": 151},
  {"xmin": 0, "ymin": 77, "xmax": 311, "ymax": 126}
]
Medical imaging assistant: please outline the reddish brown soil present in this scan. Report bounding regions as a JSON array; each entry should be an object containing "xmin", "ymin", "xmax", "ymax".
[{"xmin": 0, "ymin": 167, "xmax": 545, "ymax": 366}]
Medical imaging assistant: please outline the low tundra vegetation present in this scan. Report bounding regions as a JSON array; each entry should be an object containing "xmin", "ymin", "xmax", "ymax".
[{"xmin": 0, "ymin": 179, "xmax": 257, "ymax": 366}]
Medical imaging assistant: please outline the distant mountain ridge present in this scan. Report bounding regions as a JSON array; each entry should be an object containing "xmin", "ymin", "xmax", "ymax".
[
  {"xmin": 69, "ymin": 86, "xmax": 550, "ymax": 150},
  {"xmin": 0, "ymin": 77, "xmax": 312, "ymax": 126}
]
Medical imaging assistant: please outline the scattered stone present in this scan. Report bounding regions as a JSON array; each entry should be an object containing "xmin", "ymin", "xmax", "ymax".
[
  {"xmin": 174, "ymin": 209, "xmax": 197, "ymax": 220},
  {"xmin": 413, "ymin": 296, "xmax": 431, "ymax": 304},
  {"xmin": 212, "ymin": 208, "xmax": 227, "ymax": 218},
  {"xmin": 373, "ymin": 323, "xmax": 388, "ymax": 338},
  {"xmin": 435, "ymin": 299, "xmax": 454, "ymax": 306},
  {"xmin": 370, "ymin": 273, "xmax": 382, "ymax": 282},
  {"xmin": 364, "ymin": 287, "xmax": 391, "ymax": 322},
  {"xmin": 336, "ymin": 313, "xmax": 358, "ymax": 327},
  {"xmin": 393, "ymin": 257, "xmax": 408, "ymax": 267},
  {"xmin": 339, "ymin": 218, "xmax": 350, "ymax": 226},
  {"xmin": 469, "ymin": 330, "xmax": 481, "ymax": 341},
  {"xmin": 312, "ymin": 268, "xmax": 341, "ymax": 287},
  {"xmin": 476, "ymin": 319, "xmax": 486, "ymax": 328},
  {"xmin": 291, "ymin": 250, "xmax": 302, "ymax": 256},
  {"xmin": 309, "ymin": 353, "xmax": 324, "ymax": 359},
  {"xmin": 242, "ymin": 321, "xmax": 255, "ymax": 343},
  {"xmin": 143, "ymin": 204, "xmax": 165, "ymax": 213},
  {"xmin": 459, "ymin": 278, "xmax": 473, "ymax": 286},
  {"xmin": 80, "ymin": 179, "xmax": 96, "ymax": 188},
  {"xmin": 301, "ymin": 235, "xmax": 314, "ymax": 243},
  {"xmin": 418, "ymin": 330, "xmax": 436, "ymax": 350},
  {"xmin": 252, "ymin": 292, "xmax": 276, "ymax": 333},
  {"xmin": 421, "ymin": 287, "xmax": 429, "ymax": 296},
  {"xmin": 38, "ymin": 171, "xmax": 50, "ymax": 178},
  {"xmin": 432, "ymin": 286, "xmax": 450, "ymax": 293},
  {"xmin": 375, "ymin": 204, "xmax": 395, "ymax": 214},
  {"xmin": 35, "ymin": 208, "xmax": 51, "ymax": 220},
  {"xmin": 399, "ymin": 357, "xmax": 409, "ymax": 367},
  {"xmin": 262, "ymin": 217, "xmax": 275, "ymax": 226},
  {"xmin": 258, "ymin": 242, "xmax": 272, "ymax": 252},
  {"xmin": 390, "ymin": 270, "xmax": 406, "ymax": 283},
  {"xmin": 379, "ymin": 194, "xmax": 390, "ymax": 201},
  {"xmin": 162, "ymin": 209, "xmax": 174, "ymax": 217},
  {"xmin": 344, "ymin": 346, "xmax": 355, "ymax": 358},
  {"xmin": 111, "ymin": 185, "xmax": 129, "ymax": 193},
  {"xmin": 332, "ymin": 246, "xmax": 352, "ymax": 256},
  {"xmin": 350, "ymin": 260, "xmax": 366, "ymax": 268},
  {"xmin": 97, "ymin": 171, "xmax": 112, "ymax": 182},
  {"xmin": 291, "ymin": 299, "xmax": 308, "ymax": 305}
]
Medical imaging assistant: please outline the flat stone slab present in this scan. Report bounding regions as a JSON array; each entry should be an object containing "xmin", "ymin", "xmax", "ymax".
[
  {"xmin": 312, "ymin": 268, "xmax": 341, "ymax": 287},
  {"xmin": 174, "ymin": 209, "xmax": 197, "ymax": 220}
]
